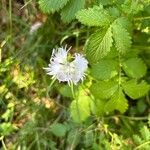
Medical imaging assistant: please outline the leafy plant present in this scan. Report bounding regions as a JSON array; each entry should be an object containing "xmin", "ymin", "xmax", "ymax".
[{"xmin": 0, "ymin": 0, "xmax": 150, "ymax": 149}]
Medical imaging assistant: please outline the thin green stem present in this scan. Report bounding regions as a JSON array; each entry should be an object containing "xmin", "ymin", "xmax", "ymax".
[
  {"xmin": 134, "ymin": 16, "xmax": 150, "ymax": 21},
  {"xmin": 1, "ymin": 137, "xmax": 8, "ymax": 150},
  {"xmin": 70, "ymin": 82, "xmax": 75, "ymax": 99},
  {"xmin": 135, "ymin": 140, "xmax": 150, "ymax": 150},
  {"xmin": 70, "ymin": 82, "xmax": 81, "ymax": 123},
  {"xmin": 46, "ymin": 78, "xmax": 56, "ymax": 98}
]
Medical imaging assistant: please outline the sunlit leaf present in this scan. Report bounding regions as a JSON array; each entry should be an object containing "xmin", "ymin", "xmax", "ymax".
[
  {"xmin": 122, "ymin": 79, "xmax": 149, "ymax": 99},
  {"xmin": 91, "ymin": 59, "xmax": 118, "ymax": 80},
  {"xmin": 90, "ymin": 80, "xmax": 118, "ymax": 99},
  {"xmin": 122, "ymin": 58, "xmax": 147, "ymax": 79},
  {"xmin": 86, "ymin": 27, "xmax": 113, "ymax": 63}
]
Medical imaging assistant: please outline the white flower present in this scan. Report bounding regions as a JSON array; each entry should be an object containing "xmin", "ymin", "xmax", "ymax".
[{"xmin": 44, "ymin": 46, "xmax": 88, "ymax": 85}]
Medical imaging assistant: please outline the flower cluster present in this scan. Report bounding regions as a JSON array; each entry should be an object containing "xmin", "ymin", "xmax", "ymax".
[{"xmin": 44, "ymin": 46, "xmax": 88, "ymax": 85}]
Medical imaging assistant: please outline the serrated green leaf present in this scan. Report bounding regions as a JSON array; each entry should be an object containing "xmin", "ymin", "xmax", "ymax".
[
  {"xmin": 140, "ymin": 126, "xmax": 150, "ymax": 141},
  {"xmin": 51, "ymin": 123, "xmax": 67, "ymax": 137},
  {"xmin": 114, "ymin": 17, "xmax": 132, "ymax": 31},
  {"xmin": 90, "ymin": 80, "xmax": 118, "ymax": 99},
  {"xmin": 91, "ymin": 59, "xmax": 118, "ymax": 80},
  {"xmin": 133, "ymin": 135, "xmax": 142, "ymax": 145},
  {"xmin": 112, "ymin": 20, "xmax": 131, "ymax": 53},
  {"xmin": 38, "ymin": 0, "xmax": 69, "ymax": 13},
  {"xmin": 122, "ymin": 58, "xmax": 147, "ymax": 79},
  {"xmin": 91, "ymin": 99, "xmax": 106, "ymax": 116},
  {"xmin": 70, "ymin": 90, "xmax": 91, "ymax": 123},
  {"xmin": 122, "ymin": 0, "xmax": 144, "ymax": 15},
  {"xmin": 76, "ymin": 6, "xmax": 110, "ymax": 26},
  {"xmin": 0, "ymin": 123, "xmax": 15, "ymax": 136},
  {"xmin": 61, "ymin": 0, "xmax": 85, "ymax": 22},
  {"xmin": 107, "ymin": 7, "xmax": 120, "ymax": 18},
  {"xmin": 86, "ymin": 27, "xmax": 113, "ymax": 63},
  {"xmin": 104, "ymin": 91, "xmax": 128, "ymax": 113},
  {"xmin": 122, "ymin": 79, "xmax": 149, "ymax": 99},
  {"xmin": 104, "ymin": 47, "xmax": 118, "ymax": 59}
]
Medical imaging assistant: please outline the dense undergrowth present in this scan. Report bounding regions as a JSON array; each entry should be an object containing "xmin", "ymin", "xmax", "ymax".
[{"xmin": 0, "ymin": 0, "xmax": 150, "ymax": 149}]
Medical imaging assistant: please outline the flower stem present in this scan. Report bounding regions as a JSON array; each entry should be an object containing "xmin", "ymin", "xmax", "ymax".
[
  {"xmin": 70, "ymin": 82, "xmax": 75, "ymax": 99},
  {"xmin": 46, "ymin": 78, "xmax": 56, "ymax": 97},
  {"xmin": 1, "ymin": 136, "xmax": 8, "ymax": 150},
  {"xmin": 70, "ymin": 82, "xmax": 81, "ymax": 123}
]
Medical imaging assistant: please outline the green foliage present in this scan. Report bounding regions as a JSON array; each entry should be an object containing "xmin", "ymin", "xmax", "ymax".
[
  {"xmin": 38, "ymin": 0, "xmax": 85, "ymax": 22},
  {"xmin": 76, "ymin": 6, "xmax": 111, "ymax": 26},
  {"xmin": 61, "ymin": 0, "xmax": 85, "ymax": 22},
  {"xmin": 70, "ymin": 89, "xmax": 91, "ymax": 123},
  {"xmin": 105, "ymin": 91, "xmax": 128, "ymax": 113},
  {"xmin": 1, "ymin": 0, "xmax": 150, "ymax": 149},
  {"xmin": 122, "ymin": 58, "xmax": 147, "ymax": 79},
  {"xmin": 112, "ymin": 19, "xmax": 132, "ymax": 53},
  {"xmin": 76, "ymin": 6, "xmax": 132, "ymax": 64},
  {"xmin": 66, "ymin": 128, "xmax": 80, "ymax": 149},
  {"xmin": 50, "ymin": 123, "xmax": 67, "ymax": 137},
  {"xmin": 90, "ymin": 80, "xmax": 118, "ymax": 99},
  {"xmin": 90, "ymin": 59, "xmax": 118, "ymax": 80},
  {"xmin": 122, "ymin": 0, "xmax": 144, "ymax": 15},
  {"xmin": 122, "ymin": 79, "xmax": 149, "ymax": 99},
  {"xmin": 0, "ymin": 123, "xmax": 15, "ymax": 136},
  {"xmin": 58, "ymin": 84, "xmax": 73, "ymax": 98},
  {"xmin": 84, "ymin": 131, "xmax": 94, "ymax": 147},
  {"xmin": 86, "ymin": 27, "xmax": 113, "ymax": 63},
  {"xmin": 133, "ymin": 126, "xmax": 150, "ymax": 149},
  {"xmin": 39, "ymin": 0, "xmax": 69, "ymax": 13},
  {"xmin": 91, "ymin": 99, "xmax": 106, "ymax": 116}
]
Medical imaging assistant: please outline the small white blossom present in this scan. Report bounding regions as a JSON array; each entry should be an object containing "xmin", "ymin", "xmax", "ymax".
[{"xmin": 44, "ymin": 46, "xmax": 88, "ymax": 85}]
